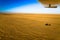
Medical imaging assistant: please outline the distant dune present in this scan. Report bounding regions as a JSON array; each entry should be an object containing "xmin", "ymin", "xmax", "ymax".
[{"xmin": 0, "ymin": 13, "xmax": 60, "ymax": 40}]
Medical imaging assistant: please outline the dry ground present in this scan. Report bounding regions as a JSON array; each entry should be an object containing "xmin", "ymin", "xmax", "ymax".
[{"xmin": 0, "ymin": 13, "xmax": 60, "ymax": 40}]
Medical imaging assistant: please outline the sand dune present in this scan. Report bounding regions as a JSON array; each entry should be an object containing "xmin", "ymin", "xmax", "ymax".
[{"xmin": 0, "ymin": 13, "xmax": 60, "ymax": 40}]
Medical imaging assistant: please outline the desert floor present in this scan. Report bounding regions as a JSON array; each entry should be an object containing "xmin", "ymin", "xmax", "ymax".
[{"xmin": 0, "ymin": 13, "xmax": 60, "ymax": 40}]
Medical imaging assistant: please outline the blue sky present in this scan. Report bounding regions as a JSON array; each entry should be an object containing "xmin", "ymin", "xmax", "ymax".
[
  {"xmin": 0, "ymin": 0, "xmax": 60, "ymax": 13},
  {"xmin": 1, "ymin": 0, "xmax": 37, "ymax": 10}
]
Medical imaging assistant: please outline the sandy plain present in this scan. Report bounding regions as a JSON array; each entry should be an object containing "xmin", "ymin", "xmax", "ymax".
[{"xmin": 0, "ymin": 13, "xmax": 60, "ymax": 40}]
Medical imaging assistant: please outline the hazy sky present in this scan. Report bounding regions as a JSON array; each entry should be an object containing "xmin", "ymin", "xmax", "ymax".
[{"xmin": 0, "ymin": 0, "xmax": 60, "ymax": 14}]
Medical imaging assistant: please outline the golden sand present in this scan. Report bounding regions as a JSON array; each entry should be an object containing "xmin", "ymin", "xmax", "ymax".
[{"xmin": 0, "ymin": 13, "xmax": 60, "ymax": 40}]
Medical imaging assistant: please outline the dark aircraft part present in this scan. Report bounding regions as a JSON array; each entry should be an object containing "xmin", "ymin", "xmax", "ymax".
[{"xmin": 45, "ymin": 4, "xmax": 57, "ymax": 8}]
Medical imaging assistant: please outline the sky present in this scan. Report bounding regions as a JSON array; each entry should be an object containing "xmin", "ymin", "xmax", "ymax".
[{"xmin": 0, "ymin": 0, "xmax": 60, "ymax": 14}]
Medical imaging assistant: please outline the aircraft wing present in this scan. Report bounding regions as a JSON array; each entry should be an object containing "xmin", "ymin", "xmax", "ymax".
[{"xmin": 38, "ymin": 0, "xmax": 60, "ymax": 8}]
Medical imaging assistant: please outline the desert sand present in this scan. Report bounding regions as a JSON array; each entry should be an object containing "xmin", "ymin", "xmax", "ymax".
[{"xmin": 0, "ymin": 13, "xmax": 60, "ymax": 40}]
